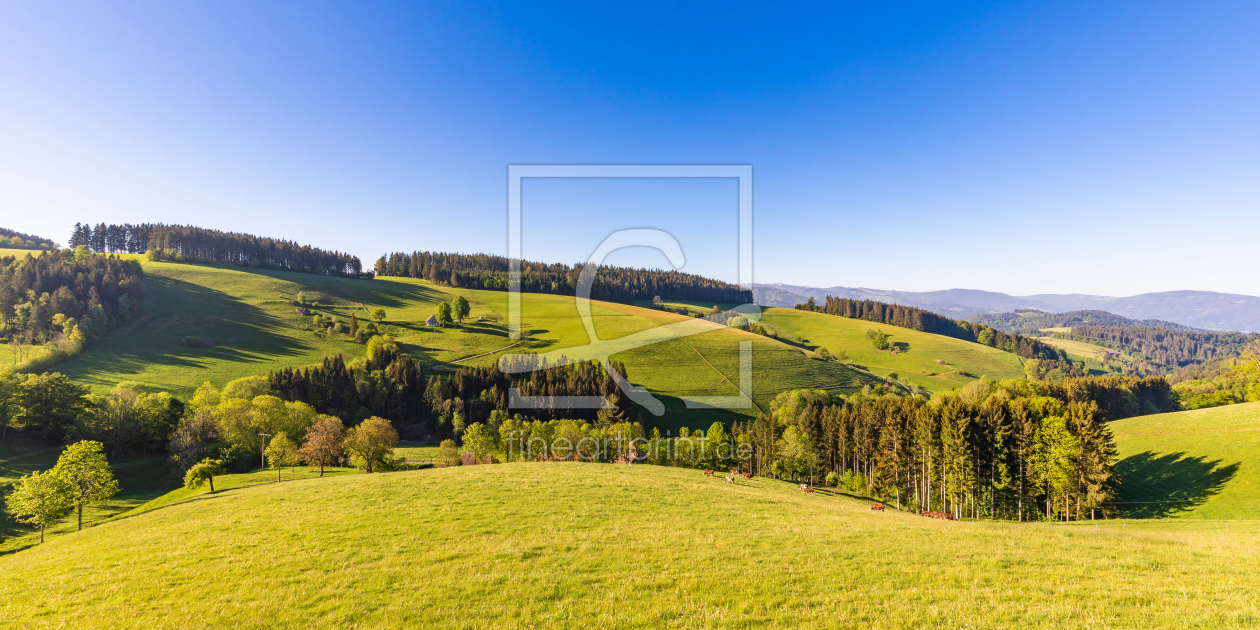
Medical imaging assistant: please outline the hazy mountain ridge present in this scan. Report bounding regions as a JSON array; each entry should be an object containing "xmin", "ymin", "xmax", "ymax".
[{"xmin": 753, "ymin": 284, "xmax": 1260, "ymax": 333}]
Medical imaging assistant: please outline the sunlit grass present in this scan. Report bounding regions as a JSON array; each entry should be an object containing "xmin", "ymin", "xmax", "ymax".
[
  {"xmin": 758, "ymin": 307, "xmax": 1026, "ymax": 394},
  {"xmin": 1, "ymin": 463, "xmax": 1258, "ymax": 628}
]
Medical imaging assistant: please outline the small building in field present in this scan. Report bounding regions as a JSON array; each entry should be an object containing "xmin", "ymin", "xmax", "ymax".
[{"xmin": 425, "ymin": 314, "xmax": 439, "ymax": 327}]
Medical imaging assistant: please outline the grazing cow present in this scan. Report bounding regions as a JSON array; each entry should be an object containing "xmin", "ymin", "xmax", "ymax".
[
  {"xmin": 742, "ymin": 473, "xmax": 752, "ymax": 479},
  {"xmin": 724, "ymin": 476, "xmax": 734, "ymax": 483},
  {"xmin": 730, "ymin": 469, "xmax": 739, "ymax": 476},
  {"xmin": 703, "ymin": 470, "xmax": 714, "ymax": 476},
  {"xmin": 870, "ymin": 503, "xmax": 885, "ymax": 511},
  {"xmin": 804, "ymin": 487, "xmax": 814, "ymax": 493}
]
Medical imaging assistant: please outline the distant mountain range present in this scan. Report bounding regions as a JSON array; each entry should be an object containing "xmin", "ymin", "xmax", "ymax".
[{"xmin": 752, "ymin": 284, "xmax": 1260, "ymax": 333}]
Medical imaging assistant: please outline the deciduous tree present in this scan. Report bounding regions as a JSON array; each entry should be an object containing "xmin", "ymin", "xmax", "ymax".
[
  {"xmin": 52, "ymin": 440, "xmax": 119, "ymax": 531},
  {"xmin": 183, "ymin": 458, "xmax": 225, "ymax": 493},
  {"xmin": 5, "ymin": 469, "xmax": 73, "ymax": 542},
  {"xmin": 16, "ymin": 373, "xmax": 89, "ymax": 442},
  {"xmin": 264, "ymin": 433, "xmax": 300, "ymax": 482},
  {"xmin": 298, "ymin": 415, "xmax": 345, "ymax": 476},
  {"xmin": 344, "ymin": 417, "xmax": 398, "ymax": 473},
  {"xmin": 452, "ymin": 295, "xmax": 470, "ymax": 323}
]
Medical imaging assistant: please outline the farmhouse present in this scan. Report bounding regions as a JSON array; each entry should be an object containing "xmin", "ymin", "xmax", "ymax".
[{"xmin": 425, "ymin": 314, "xmax": 439, "ymax": 326}]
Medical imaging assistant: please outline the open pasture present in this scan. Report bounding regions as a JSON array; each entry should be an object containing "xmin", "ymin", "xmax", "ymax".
[
  {"xmin": 757, "ymin": 307, "xmax": 1026, "ymax": 393},
  {"xmin": 1, "ymin": 463, "xmax": 1258, "ymax": 628}
]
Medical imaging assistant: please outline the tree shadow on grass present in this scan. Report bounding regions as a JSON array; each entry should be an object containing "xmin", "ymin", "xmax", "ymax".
[{"xmin": 1114, "ymin": 451, "xmax": 1240, "ymax": 518}]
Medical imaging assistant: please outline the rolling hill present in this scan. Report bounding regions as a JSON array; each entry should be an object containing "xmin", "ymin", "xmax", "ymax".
[
  {"xmin": 754, "ymin": 283, "xmax": 1260, "ymax": 332},
  {"xmin": 756, "ymin": 307, "xmax": 1028, "ymax": 391},
  {"xmin": 51, "ymin": 262, "xmax": 888, "ymax": 429},
  {"xmin": 1111, "ymin": 401, "xmax": 1260, "ymax": 520},
  {"xmin": 1, "ymin": 463, "xmax": 1257, "ymax": 627}
]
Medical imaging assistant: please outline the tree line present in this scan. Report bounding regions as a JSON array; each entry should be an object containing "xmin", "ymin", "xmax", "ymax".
[
  {"xmin": 1, "ymin": 227, "xmax": 57, "ymax": 250},
  {"xmin": 68, "ymin": 223, "xmax": 153, "ymax": 254},
  {"xmin": 438, "ymin": 372, "xmax": 1174, "ymax": 521},
  {"xmin": 69, "ymin": 222, "xmax": 368, "ymax": 278},
  {"xmin": 0, "ymin": 249, "xmax": 144, "ymax": 372},
  {"xmin": 797, "ymin": 296, "xmax": 1070, "ymax": 362},
  {"xmin": 374, "ymin": 251, "xmax": 753, "ymax": 305},
  {"xmin": 146, "ymin": 225, "xmax": 367, "ymax": 277}
]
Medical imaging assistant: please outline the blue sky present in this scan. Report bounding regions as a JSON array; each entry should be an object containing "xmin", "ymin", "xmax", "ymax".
[{"xmin": 1, "ymin": 1, "xmax": 1257, "ymax": 296}]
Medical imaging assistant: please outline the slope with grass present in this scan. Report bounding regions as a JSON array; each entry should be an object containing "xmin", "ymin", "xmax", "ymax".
[
  {"xmin": 1111, "ymin": 401, "xmax": 1260, "ymax": 520},
  {"xmin": 2, "ymin": 463, "xmax": 1258, "ymax": 627},
  {"xmin": 757, "ymin": 307, "xmax": 1027, "ymax": 392},
  {"xmin": 53, "ymin": 262, "xmax": 882, "ymax": 428},
  {"xmin": 0, "ymin": 437, "xmax": 171, "ymax": 548}
]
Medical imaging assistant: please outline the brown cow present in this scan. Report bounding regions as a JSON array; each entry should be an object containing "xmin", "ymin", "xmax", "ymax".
[
  {"xmin": 703, "ymin": 470, "xmax": 714, "ymax": 476},
  {"xmin": 724, "ymin": 476, "xmax": 734, "ymax": 483},
  {"xmin": 870, "ymin": 503, "xmax": 885, "ymax": 511},
  {"xmin": 742, "ymin": 472, "xmax": 752, "ymax": 479}
]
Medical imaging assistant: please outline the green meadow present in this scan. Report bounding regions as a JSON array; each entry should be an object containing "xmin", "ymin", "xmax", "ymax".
[
  {"xmin": 1036, "ymin": 335, "xmax": 1118, "ymax": 373},
  {"xmin": 2, "ymin": 462, "xmax": 1258, "ymax": 628},
  {"xmin": 757, "ymin": 307, "xmax": 1027, "ymax": 392},
  {"xmin": 1111, "ymin": 401, "xmax": 1260, "ymax": 520}
]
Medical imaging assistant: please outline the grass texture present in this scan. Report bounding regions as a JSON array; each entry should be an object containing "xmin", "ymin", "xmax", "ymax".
[{"xmin": 1, "ymin": 463, "xmax": 1258, "ymax": 628}]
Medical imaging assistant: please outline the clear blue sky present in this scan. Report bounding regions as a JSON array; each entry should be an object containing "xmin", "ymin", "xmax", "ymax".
[{"xmin": 2, "ymin": 1, "xmax": 1257, "ymax": 296}]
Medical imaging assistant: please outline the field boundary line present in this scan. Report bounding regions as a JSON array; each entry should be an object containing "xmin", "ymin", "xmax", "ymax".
[
  {"xmin": 686, "ymin": 342, "xmax": 765, "ymax": 415},
  {"xmin": 430, "ymin": 341, "xmax": 524, "ymax": 372}
]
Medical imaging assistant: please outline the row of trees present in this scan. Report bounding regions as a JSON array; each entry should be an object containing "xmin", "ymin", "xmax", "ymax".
[
  {"xmin": 374, "ymin": 251, "xmax": 753, "ymax": 305},
  {"xmin": 0, "ymin": 249, "xmax": 144, "ymax": 371},
  {"xmin": 182, "ymin": 414, "xmax": 402, "ymax": 493},
  {"xmin": 68, "ymin": 223, "xmax": 152, "ymax": 254},
  {"xmin": 1, "ymin": 227, "xmax": 57, "ymax": 250},
  {"xmin": 737, "ymin": 384, "xmax": 1117, "ymax": 521},
  {"xmin": 140, "ymin": 225, "xmax": 367, "ymax": 277},
  {"xmin": 442, "ymin": 376, "xmax": 1138, "ymax": 521},
  {"xmin": 797, "ymin": 296, "xmax": 1069, "ymax": 362}
]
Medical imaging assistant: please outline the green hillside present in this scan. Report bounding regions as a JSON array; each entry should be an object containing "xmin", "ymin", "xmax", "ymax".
[
  {"xmin": 1111, "ymin": 401, "xmax": 1260, "ymax": 520},
  {"xmin": 2, "ymin": 463, "xmax": 1257, "ymax": 627},
  {"xmin": 1035, "ymin": 334, "xmax": 1135, "ymax": 375},
  {"xmin": 53, "ymin": 262, "xmax": 882, "ymax": 427},
  {"xmin": 757, "ymin": 307, "xmax": 1027, "ymax": 392}
]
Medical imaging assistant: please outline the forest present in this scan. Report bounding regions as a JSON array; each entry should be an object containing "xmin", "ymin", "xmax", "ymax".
[
  {"xmin": 0, "ymin": 250, "xmax": 144, "ymax": 372},
  {"xmin": 1055, "ymin": 325, "xmax": 1258, "ymax": 373},
  {"xmin": 968, "ymin": 309, "xmax": 1198, "ymax": 334},
  {"xmin": 796, "ymin": 296, "xmax": 1070, "ymax": 363},
  {"xmin": 267, "ymin": 343, "xmax": 635, "ymax": 441},
  {"xmin": 374, "ymin": 251, "xmax": 753, "ymax": 305},
  {"xmin": 0, "ymin": 227, "xmax": 57, "ymax": 250}
]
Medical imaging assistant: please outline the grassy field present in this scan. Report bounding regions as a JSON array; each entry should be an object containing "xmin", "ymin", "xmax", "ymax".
[
  {"xmin": 50, "ymin": 262, "xmax": 886, "ymax": 430},
  {"xmin": 1111, "ymin": 401, "xmax": 1260, "ymax": 520},
  {"xmin": 757, "ymin": 308, "xmax": 1027, "ymax": 393},
  {"xmin": 1035, "ymin": 335, "xmax": 1121, "ymax": 374},
  {"xmin": 2, "ymin": 462, "xmax": 1258, "ymax": 628}
]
